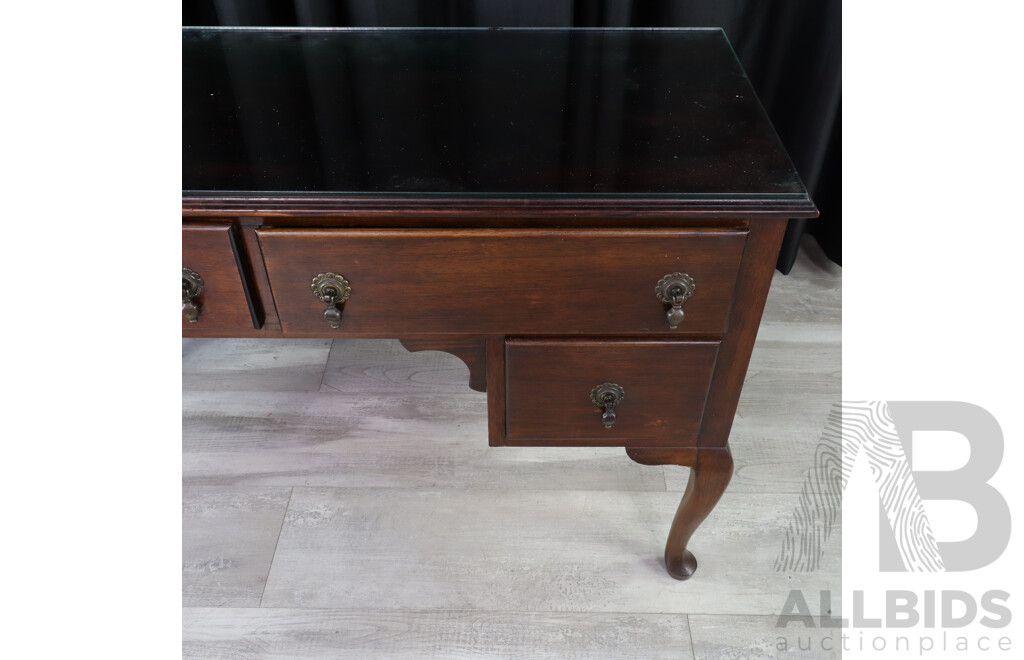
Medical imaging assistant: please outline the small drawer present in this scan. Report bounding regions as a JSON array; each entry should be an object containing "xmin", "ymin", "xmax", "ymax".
[
  {"xmin": 257, "ymin": 228, "xmax": 746, "ymax": 336},
  {"xmin": 182, "ymin": 223, "xmax": 261, "ymax": 330},
  {"xmin": 504, "ymin": 339, "xmax": 719, "ymax": 446}
]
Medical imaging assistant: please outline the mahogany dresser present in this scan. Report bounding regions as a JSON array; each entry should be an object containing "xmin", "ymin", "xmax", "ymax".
[{"xmin": 183, "ymin": 27, "xmax": 817, "ymax": 580}]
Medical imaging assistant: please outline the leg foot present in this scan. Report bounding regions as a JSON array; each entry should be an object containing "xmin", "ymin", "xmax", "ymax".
[
  {"xmin": 627, "ymin": 446, "xmax": 733, "ymax": 580},
  {"xmin": 667, "ymin": 549, "xmax": 698, "ymax": 580}
]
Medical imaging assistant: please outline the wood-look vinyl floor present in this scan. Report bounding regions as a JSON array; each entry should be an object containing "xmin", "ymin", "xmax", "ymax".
[{"xmin": 183, "ymin": 238, "xmax": 842, "ymax": 659}]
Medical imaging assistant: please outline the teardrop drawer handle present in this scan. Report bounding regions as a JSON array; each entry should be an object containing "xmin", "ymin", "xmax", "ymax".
[
  {"xmin": 312, "ymin": 272, "xmax": 352, "ymax": 329},
  {"xmin": 182, "ymin": 267, "xmax": 204, "ymax": 323},
  {"xmin": 655, "ymin": 272, "xmax": 695, "ymax": 329},
  {"xmin": 590, "ymin": 383, "xmax": 625, "ymax": 429}
]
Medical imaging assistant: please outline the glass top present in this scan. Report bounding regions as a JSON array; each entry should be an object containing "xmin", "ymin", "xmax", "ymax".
[{"xmin": 183, "ymin": 28, "xmax": 809, "ymax": 200}]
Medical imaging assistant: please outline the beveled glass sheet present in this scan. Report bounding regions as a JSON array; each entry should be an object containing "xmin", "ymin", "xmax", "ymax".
[{"xmin": 183, "ymin": 28, "xmax": 808, "ymax": 200}]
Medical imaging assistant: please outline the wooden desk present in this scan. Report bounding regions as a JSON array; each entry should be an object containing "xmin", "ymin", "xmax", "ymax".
[{"xmin": 182, "ymin": 27, "xmax": 817, "ymax": 580}]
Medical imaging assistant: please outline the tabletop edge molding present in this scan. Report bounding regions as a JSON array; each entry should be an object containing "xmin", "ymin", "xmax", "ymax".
[{"xmin": 181, "ymin": 194, "xmax": 819, "ymax": 218}]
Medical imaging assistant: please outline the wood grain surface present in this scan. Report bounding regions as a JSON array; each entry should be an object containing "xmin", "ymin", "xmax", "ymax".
[
  {"xmin": 256, "ymin": 486, "xmax": 839, "ymax": 614},
  {"xmin": 183, "ymin": 608, "xmax": 696, "ymax": 659},
  {"xmin": 182, "ymin": 223, "xmax": 261, "ymax": 331},
  {"xmin": 256, "ymin": 228, "xmax": 745, "ymax": 336},
  {"xmin": 182, "ymin": 487, "xmax": 291, "ymax": 607},
  {"xmin": 505, "ymin": 339, "xmax": 719, "ymax": 445}
]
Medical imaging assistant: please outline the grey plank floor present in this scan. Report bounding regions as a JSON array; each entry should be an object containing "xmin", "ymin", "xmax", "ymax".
[{"xmin": 183, "ymin": 238, "xmax": 841, "ymax": 659}]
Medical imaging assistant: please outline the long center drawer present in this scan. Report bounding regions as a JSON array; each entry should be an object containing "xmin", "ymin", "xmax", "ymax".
[{"xmin": 257, "ymin": 228, "xmax": 746, "ymax": 335}]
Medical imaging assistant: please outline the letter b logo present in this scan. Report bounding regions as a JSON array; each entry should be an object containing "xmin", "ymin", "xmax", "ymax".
[{"xmin": 882, "ymin": 402, "xmax": 1010, "ymax": 571}]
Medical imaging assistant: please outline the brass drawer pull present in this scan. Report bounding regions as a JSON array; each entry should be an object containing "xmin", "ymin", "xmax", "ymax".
[
  {"xmin": 312, "ymin": 272, "xmax": 352, "ymax": 329},
  {"xmin": 655, "ymin": 272, "xmax": 695, "ymax": 329},
  {"xmin": 590, "ymin": 383, "xmax": 625, "ymax": 429},
  {"xmin": 182, "ymin": 267, "xmax": 204, "ymax": 323}
]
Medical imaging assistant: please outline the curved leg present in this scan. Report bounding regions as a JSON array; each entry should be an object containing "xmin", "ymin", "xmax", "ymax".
[{"xmin": 626, "ymin": 446, "xmax": 734, "ymax": 580}]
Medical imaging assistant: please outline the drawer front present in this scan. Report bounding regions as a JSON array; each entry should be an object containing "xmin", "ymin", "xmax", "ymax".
[
  {"xmin": 257, "ymin": 228, "xmax": 746, "ymax": 335},
  {"xmin": 182, "ymin": 223, "xmax": 261, "ymax": 330},
  {"xmin": 504, "ymin": 339, "xmax": 719, "ymax": 446}
]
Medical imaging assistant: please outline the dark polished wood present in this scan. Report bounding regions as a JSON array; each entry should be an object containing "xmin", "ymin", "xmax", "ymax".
[
  {"xmin": 505, "ymin": 339, "xmax": 719, "ymax": 446},
  {"xmin": 237, "ymin": 218, "xmax": 280, "ymax": 328},
  {"xmin": 256, "ymin": 228, "xmax": 746, "ymax": 336},
  {"xmin": 700, "ymin": 218, "xmax": 789, "ymax": 446},
  {"xmin": 485, "ymin": 338, "xmax": 508, "ymax": 447},
  {"xmin": 183, "ymin": 196, "xmax": 814, "ymax": 220},
  {"xmin": 184, "ymin": 28, "xmax": 812, "ymax": 202},
  {"xmin": 626, "ymin": 446, "xmax": 734, "ymax": 580},
  {"xmin": 182, "ymin": 223, "xmax": 261, "ymax": 330},
  {"xmin": 182, "ymin": 28, "xmax": 818, "ymax": 580}
]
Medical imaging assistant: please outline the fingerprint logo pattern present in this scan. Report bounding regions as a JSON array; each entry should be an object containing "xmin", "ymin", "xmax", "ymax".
[
  {"xmin": 774, "ymin": 401, "xmax": 945, "ymax": 572},
  {"xmin": 773, "ymin": 404, "xmax": 843, "ymax": 572}
]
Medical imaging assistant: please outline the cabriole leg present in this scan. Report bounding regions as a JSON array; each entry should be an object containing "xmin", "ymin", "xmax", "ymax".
[{"xmin": 626, "ymin": 446, "xmax": 734, "ymax": 580}]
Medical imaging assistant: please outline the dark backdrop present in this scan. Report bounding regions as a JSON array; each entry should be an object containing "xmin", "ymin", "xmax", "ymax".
[{"xmin": 183, "ymin": 0, "xmax": 840, "ymax": 272}]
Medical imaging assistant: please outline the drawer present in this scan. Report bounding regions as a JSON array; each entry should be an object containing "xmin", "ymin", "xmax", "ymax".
[
  {"xmin": 504, "ymin": 339, "xmax": 719, "ymax": 446},
  {"xmin": 182, "ymin": 223, "xmax": 261, "ymax": 330},
  {"xmin": 257, "ymin": 228, "xmax": 746, "ymax": 335}
]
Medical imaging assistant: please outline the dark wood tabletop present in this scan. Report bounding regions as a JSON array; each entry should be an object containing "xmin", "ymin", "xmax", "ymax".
[{"xmin": 183, "ymin": 27, "xmax": 814, "ymax": 217}]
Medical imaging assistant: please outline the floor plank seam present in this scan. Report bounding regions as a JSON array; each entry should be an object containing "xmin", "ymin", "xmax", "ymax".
[
  {"xmin": 185, "ymin": 606, "xmax": 722, "ymax": 616},
  {"xmin": 179, "ymin": 483, "xmax": 817, "ymax": 496},
  {"xmin": 317, "ymin": 339, "xmax": 336, "ymax": 391},
  {"xmin": 181, "ymin": 484, "xmax": 817, "ymax": 498},
  {"xmin": 316, "ymin": 381, "xmax": 345, "ymax": 394},
  {"xmin": 657, "ymin": 465, "xmax": 671, "ymax": 492},
  {"xmin": 685, "ymin": 613, "xmax": 696, "ymax": 657},
  {"xmin": 259, "ymin": 486, "xmax": 293, "ymax": 608}
]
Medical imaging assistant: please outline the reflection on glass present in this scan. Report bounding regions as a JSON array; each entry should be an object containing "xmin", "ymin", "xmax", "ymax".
[{"xmin": 183, "ymin": 28, "xmax": 805, "ymax": 197}]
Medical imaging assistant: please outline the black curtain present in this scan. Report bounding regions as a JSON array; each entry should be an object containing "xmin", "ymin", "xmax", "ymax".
[{"xmin": 184, "ymin": 0, "xmax": 841, "ymax": 272}]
